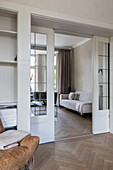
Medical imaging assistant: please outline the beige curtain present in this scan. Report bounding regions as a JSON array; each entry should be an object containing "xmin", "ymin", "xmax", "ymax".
[{"xmin": 57, "ymin": 50, "xmax": 71, "ymax": 105}]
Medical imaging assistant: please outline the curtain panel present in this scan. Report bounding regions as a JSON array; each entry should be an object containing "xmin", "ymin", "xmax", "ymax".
[{"xmin": 57, "ymin": 50, "xmax": 71, "ymax": 105}]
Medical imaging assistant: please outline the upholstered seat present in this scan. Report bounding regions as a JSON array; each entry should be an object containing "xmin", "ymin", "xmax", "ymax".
[{"xmin": 0, "ymin": 119, "xmax": 39, "ymax": 170}]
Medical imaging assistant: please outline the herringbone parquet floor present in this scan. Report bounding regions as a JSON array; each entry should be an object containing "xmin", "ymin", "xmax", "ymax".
[
  {"xmin": 55, "ymin": 107, "xmax": 92, "ymax": 140},
  {"xmin": 33, "ymin": 133, "xmax": 113, "ymax": 170}
]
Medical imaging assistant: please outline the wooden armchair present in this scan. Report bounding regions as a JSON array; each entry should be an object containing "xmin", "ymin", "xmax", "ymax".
[{"xmin": 0, "ymin": 119, "xmax": 39, "ymax": 170}]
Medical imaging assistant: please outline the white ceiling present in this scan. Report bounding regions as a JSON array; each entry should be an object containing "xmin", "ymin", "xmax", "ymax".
[
  {"xmin": 31, "ymin": 15, "xmax": 113, "ymax": 38},
  {"xmin": 31, "ymin": 33, "xmax": 90, "ymax": 49},
  {"xmin": 55, "ymin": 33, "xmax": 90, "ymax": 49}
]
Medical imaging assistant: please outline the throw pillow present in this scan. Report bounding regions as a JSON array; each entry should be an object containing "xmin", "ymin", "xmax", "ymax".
[
  {"xmin": 74, "ymin": 93, "xmax": 78, "ymax": 100},
  {"xmin": 76, "ymin": 94, "xmax": 80, "ymax": 100},
  {"xmin": 74, "ymin": 93, "xmax": 80, "ymax": 100},
  {"xmin": 68, "ymin": 92, "xmax": 75, "ymax": 100}
]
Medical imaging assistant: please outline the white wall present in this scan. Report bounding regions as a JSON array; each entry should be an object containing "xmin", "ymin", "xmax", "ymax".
[
  {"xmin": 72, "ymin": 40, "xmax": 93, "ymax": 93},
  {"xmin": 2, "ymin": 0, "xmax": 113, "ymax": 25}
]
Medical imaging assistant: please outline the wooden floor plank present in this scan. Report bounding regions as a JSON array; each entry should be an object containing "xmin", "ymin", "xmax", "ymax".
[
  {"xmin": 33, "ymin": 133, "xmax": 113, "ymax": 170},
  {"xmin": 55, "ymin": 107, "xmax": 92, "ymax": 140}
]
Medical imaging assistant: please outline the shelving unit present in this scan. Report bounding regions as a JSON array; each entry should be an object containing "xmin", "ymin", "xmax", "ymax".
[
  {"xmin": 0, "ymin": 9, "xmax": 17, "ymax": 128},
  {"xmin": 0, "ymin": 102, "xmax": 17, "ymax": 106},
  {"xmin": 0, "ymin": 30, "xmax": 17, "ymax": 37},
  {"xmin": 0, "ymin": 60, "xmax": 17, "ymax": 64}
]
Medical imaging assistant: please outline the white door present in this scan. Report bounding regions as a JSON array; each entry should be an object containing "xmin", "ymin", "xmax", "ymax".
[
  {"xmin": 110, "ymin": 37, "xmax": 113, "ymax": 133},
  {"xmin": 92, "ymin": 36, "xmax": 110, "ymax": 134},
  {"xmin": 30, "ymin": 26, "xmax": 54, "ymax": 143}
]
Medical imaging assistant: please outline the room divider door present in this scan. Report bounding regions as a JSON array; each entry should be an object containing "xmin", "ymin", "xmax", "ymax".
[
  {"xmin": 110, "ymin": 37, "xmax": 113, "ymax": 133},
  {"xmin": 92, "ymin": 36, "xmax": 110, "ymax": 134},
  {"xmin": 30, "ymin": 26, "xmax": 54, "ymax": 143}
]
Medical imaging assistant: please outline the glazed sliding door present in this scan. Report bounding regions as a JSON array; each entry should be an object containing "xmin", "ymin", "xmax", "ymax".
[
  {"xmin": 110, "ymin": 37, "xmax": 113, "ymax": 133},
  {"xmin": 30, "ymin": 26, "xmax": 54, "ymax": 143},
  {"xmin": 92, "ymin": 36, "xmax": 110, "ymax": 134}
]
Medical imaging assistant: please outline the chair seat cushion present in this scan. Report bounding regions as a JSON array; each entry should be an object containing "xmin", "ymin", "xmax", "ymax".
[{"xmin": 0, "ymin": 135, "xmax": 39, "ymax": 170}]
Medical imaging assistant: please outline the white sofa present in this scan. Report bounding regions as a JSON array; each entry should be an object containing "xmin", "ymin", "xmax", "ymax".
[{"xmin": 60, "ymin": 91, "xmax": 92, "ymax": 115}]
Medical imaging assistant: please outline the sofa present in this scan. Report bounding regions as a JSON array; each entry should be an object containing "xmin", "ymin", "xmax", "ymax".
[
  {"xmin": 60, "ymin": 91, "xmax": 92, "ymax": 115},
  {"xmin": 0, "ymin": 119, "xmax": 39, "ymax": 170}
]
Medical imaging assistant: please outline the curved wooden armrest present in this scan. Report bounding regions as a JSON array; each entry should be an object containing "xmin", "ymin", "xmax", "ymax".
[
  {"xmin": 20, "ymin": 135, "xmax": 39, "ymax": 149},
  {"xmin": 0, "ymin": 119, "xmax": 4, "ymax": 134}
]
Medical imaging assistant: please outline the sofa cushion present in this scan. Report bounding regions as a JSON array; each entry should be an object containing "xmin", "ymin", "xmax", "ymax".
[
  {"xmin": 75, "ymin": 101, "xmax": 81, "ymax": 111},
  {"xmin": 62, "ymin": 100, "xmax": 78, "ymax": 110},
  {"xmin": 79, "ymin": 92, "xmax": 92, "ymax": 101},
  {"xmin": 74, "ymin": 91, "xmax": 82, "ymax": 100},
  {"xmin": 61, "ymin": 99, "xmax": 81, "ymax": 112},
  {"xmin": 68, "ymin": 92, "xmax": 75, "ymax": 100},
  {"xmin": 74, "ymin": 94, "xmax": 80, "ymax": 100}
]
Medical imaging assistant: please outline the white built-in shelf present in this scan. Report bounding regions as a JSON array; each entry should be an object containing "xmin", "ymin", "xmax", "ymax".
[
  {"xmin": 0, "ymin": 30, "xmax": 17, "ymax": 37},
  {"xmin": 0, "ymin": 60, "xmax": 17, "ymax": 64},
  {"xmin": 0, "ymin": 102, "xmax": 17, "ymax": 106}
]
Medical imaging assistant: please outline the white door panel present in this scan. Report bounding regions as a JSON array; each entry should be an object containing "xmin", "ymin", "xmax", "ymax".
[
  {"xmin": 92, "ymin": 36, "xmax": 110, "ymax": 134},
  {"xmin": 30, "ymin": 26, "xmax": 54, "ymax": 143},
  {"xmin": 93, "ymin": 116, "xmax": 109, "ymax": 134},
  {"xmin": 110, "ymin": 37, "xmax": 113, "ymax": 133}
]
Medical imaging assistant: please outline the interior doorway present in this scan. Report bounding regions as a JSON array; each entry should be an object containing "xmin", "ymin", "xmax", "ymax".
[
  {"xmin": 54, "ymin": 33, "xmax": 93, "ymax": 140},
  {"xmin": 30, "ymin": 14, "xmax": 112, "ymax": 143}
]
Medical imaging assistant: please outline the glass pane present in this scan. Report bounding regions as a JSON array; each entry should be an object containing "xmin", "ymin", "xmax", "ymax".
[
  {"xmin": 99, "ymin": 84, "xmax": 108, "ymax": 97},
  {"xmin": 54, "ymin": 55, "xmax": 56, "ymax": 66},
  {"xmin": 31, "ymin": 49, "xmax": 35, "ymax": 55},
  {"xmin": 99, "ymin": 97, "xmax": 108, "ymax": 110},
  {"xmin": 98, "ymin": 42, "xmax": 108, "ymax": 56},
  {"xmin": 36, "ymin": 54, "xmax": 47, "ymax": 67},
  {"xmin": 54, "ymin": 69, "xmax": 56, "ymax": 91},
  {"xmin": 98, "ymin": 42, "xmax": 109, "ymax": 110},
  {"xmin": 30, "ymin": 57, "xmax": 35, "ymax": 66},
  {"xmin": 98, "ymin": 70, "xmax": 108, "ymax": 83},
  {"xmin": 30, "ymin": 69, "xmax": 35, "ymax": 83},
  {"xmin": 31, "ymin": 83, "xmax": 35, "ymax": 92},
  {"xmin": 31, "ymin": 105, "xmax": 46, "ymax": 116},
  {"xmin": 30, "ymin": 33, "xmax": 47, "ymax": 116},
  {"xmin": 36, "ymin": 83, "xmax": 47, "ymax": 92},
  {"xmin": 36, "ymin": 33, "xmax": 46, "ymax": 46},
  {"xmin": 36, "ymin": 67, "xmax": 47, "ymax": 84},
  {"xmin": 98, "ymin": 55, "xmax": 108, "ymax": 70},
  {"xmin": 31, "ymin": 33, "xmax": 35, "ymax": 46},
  {"xmin": 31, "ymin": 92, "xmax": 47, "ymax": 100}
]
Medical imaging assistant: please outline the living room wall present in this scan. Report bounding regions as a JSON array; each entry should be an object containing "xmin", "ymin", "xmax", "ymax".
[
  {"xmin": 71, "ymin": 40, "xmax": 93, "ymax": 93},
  {"xmin": 2, "ymin": 0, "xmax": 113, "ymax": 25}
]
